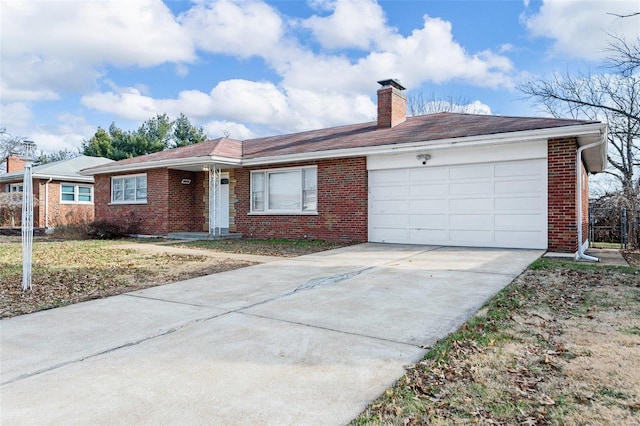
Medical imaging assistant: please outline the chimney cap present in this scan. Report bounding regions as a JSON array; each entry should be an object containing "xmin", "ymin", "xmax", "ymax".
[{"xmin": 377, "ymin": 79, "xmax": 406, "ymax": 91}]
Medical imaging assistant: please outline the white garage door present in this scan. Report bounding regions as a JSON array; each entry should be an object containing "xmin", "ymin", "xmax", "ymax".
[{"xmin": 369, "ymin": 159, "xmax": 547, "ymax": 249}]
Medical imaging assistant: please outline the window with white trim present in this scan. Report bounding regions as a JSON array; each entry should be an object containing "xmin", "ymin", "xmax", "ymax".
[
  {"xmin": 60, "ymin": 183, "xmax": 93, "ymax": 203},
  {"xmin": 111, "ymin": 174, "xmax": 147, "ymax": 204},
  {"xmin": 9, "ymin": 184, "xmax": 23, "ymax": 193},
  {"xmin": 251, "ymin": 166, "xmax": 317, "ymax": 213}
]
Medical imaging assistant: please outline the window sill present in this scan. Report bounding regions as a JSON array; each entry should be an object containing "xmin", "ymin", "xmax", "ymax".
[
  {"xmin": 248, "ymin": 211, "xmax": 318, "ymax": 216},
  {"xmin": 60, "ymin": 201, "xmax": 94, "ymax": 205},
  {"xmin": 109, "ymin": 201, "xmax": 148, "ymax": 206}
]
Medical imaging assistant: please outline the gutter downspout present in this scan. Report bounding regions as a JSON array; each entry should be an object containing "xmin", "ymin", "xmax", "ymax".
[
  {"xmin": 576, "ymin": 133, "xmax": 606, "ymax": 262},
  {"xmin": 45, "ymin": 177, "xmax": 52, "ymax": 229}
]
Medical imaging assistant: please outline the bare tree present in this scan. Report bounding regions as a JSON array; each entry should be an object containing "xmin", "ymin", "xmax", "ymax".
[
  {"xmin": 519, "ymin": 39, "xmax": 640, "ymax": 246},
  {"xmin": 0, "ymin": 128, "xmax": 27, "ymax": 174},
  {"xmin": 607, "ymin": 34, "xmax": 640, "ymax": 76},
  {"xmin": 407, "ymin": 92, "xmax": 488, "ymax": 116}
]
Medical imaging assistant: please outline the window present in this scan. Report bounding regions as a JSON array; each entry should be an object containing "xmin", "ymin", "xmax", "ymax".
[
  {"xmin": 111, "ymin": 174, "xmax": 147, "ymax": 204},
  {"xmin": 9, "ymin": 184, "xmax": 23, "ymax": 193},
  {"xmin": 60, "ymin": 183, "xmax": 93, "ymax": 203},
  {"xmin": 251, "ymin": 166, "xmax": 317, "ymax": 213}
]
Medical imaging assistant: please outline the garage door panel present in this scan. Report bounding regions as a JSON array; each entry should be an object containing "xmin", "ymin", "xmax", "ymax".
[
  {"xmin": 371, "ymin": 185, "xmax": 409, "ymax": 199},
  {"xmin": 449, "ymin": 230, "xmax": 493, "ymax": 243},
  {"xmin": 495, "ymin": 230, "xmax": 544, "ymax": 247},
  {"xmin": 495, "ymin": 214, "xmax": 542, "ymax": 228},
  {"xmin": 450, "ymin": 214, "xmax": 492, "ymax": 228},
  {"xmin": 449, "ymin": 164, "xmax": 493, "ymax": 179},
  {"xmin": 372, "ymin": 214, "xmax": 409, "ymax": 226},
  {"xmin": 495, "ymin": 179, "xmax": 542, "ymax": 194},
  {"xmin": 409, "ymin": 214, "xmax": 447, "ymax": 227},
  {"xmin": 450, "ymin": 181, "xmax": 493, "ymax": 195},
  {"xmin": 370, "ymin": 227, "xmax": 409, "ymax": 243},
  {"xmin": 409, "ymin": 229, "xmax": 448, "ymax": 242},
  {"xmin": 450, "ymin": 198, "xmax": 492, "ymax": 211},
  {"xmin": 495, "ymin": 160, "xmax": 543, "ymax": 177},
  {"xmin": 369, "ymin": 158, "xmax": 547, "ymax": 249},
  {"xmin": 409, "ymin": 168, "xmax": 448, "ymax": 182},
  {"xmin": 495, "ymin": 196, "xmax": 543, "ymax": 211},
  {"xmin": 410, "ymin": 183, "xmax": 449, "ymax": 196},
  {"xmin": 371, "ymin": 200, "xmax": 408, "ymax": 214},
  {"xmin": 409, "ymin": 199, "xmax": 447, "ymax": 212},
  {"xmin": 369, "ymin": 169, "xmax": 407, "ymax": 184}
]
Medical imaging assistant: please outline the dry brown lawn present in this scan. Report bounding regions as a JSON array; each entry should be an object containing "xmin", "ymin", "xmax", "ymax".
[
  {"xmin": 353, "ymin": 255, "xmax": 640, "ymax": 425},
  {"xmin": 0, "ymin": 236, "xmax": 355, "ymax": 319}
]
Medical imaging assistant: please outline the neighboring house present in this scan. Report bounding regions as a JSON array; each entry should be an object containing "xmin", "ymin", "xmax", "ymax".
[
  {"xmin": 82, "ymin": 80, "xmax": 607, "ymax": 258},
  {"xmin": 0, "ymin": 155, "xmax": 114, "ymax": 229}
]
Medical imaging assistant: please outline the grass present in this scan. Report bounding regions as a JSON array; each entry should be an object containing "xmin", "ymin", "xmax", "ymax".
[
  {"xmin": 0, "ymin": 236, "xmax": 357, "ymax": 318},
  {"xmin": 529, "ymin": 256, "xmax": 636, "ymax": 273},
  {"xmin": 352, "ymin": 257, "xmax": 640, "ymax": 425},
  {"xmin": 176, "ymin": 238, "xmax": 356, "ymax": 257},
  {"xmin": 0, "ymin": 238, "xmax": 255, "ymax": 318}
]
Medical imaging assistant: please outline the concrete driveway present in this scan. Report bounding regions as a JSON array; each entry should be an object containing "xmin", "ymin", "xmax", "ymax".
[{"xmin": 0, "ymin": 244, "xmax": 542, "ymax": 425}]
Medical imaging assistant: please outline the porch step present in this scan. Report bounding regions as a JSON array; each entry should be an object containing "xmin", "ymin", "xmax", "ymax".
[{"xmin": 166, "ymin": 232, "xmax": 243, "ymax": 241}]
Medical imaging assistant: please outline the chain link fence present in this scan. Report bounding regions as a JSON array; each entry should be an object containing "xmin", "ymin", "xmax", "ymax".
[{"xmin": 589, "ymin": 203, "xmax": 639, "ymax": 249}]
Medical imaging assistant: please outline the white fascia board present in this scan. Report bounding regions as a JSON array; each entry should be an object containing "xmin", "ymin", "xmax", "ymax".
[
  {"xmin": 80, "ymin": 156, "xmax": 241, "ymax": 175},
  {"xmin": 242, "ymin": 123, "xmax": 606, "ymax": 166},
  {"xmin": 0, "ymin": 173, "xmax": 96, "ymax": 183},
  {"xmin": 34, "ymin": 174, "xmax": 95, "ymax": 183}
]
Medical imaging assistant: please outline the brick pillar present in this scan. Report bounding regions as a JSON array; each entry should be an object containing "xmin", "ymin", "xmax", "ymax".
[{"xmin": 548, "ymin": 138, "xmax": 578, "ymax": 253}]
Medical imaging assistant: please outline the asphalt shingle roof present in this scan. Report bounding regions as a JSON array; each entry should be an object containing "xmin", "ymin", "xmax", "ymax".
[
  {"xmin": 81, "ymin": 112, "xmax": 599, "ymax": 174},
  {"xmin": 0, "ymin": 155, "xmax": 113, "ymax": 183},
  {"xmin": 241, "ymin": 113, "xmax": 597, "ymax": 158}
]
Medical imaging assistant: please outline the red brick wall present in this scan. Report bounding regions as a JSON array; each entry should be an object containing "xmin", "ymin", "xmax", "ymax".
[
  {"xmin": 548, "ymin": 138, "xmax": 578, "ymax": 253},
  {"xmin": 193, "ymin": 171, "xmax": 207, "ymax": 232},
  {"xmin": 1, "ymin": 179, "xmax": 95, "ymax": 228},
  {"xmin": 41, "ymin": 181, "xmax": 94, "ymax": 227},
  {"xmin": 95, "ymin": 169, "xmax": 169, "ymax": 235},
  {"xmin": 167, "ymin": 170, "xmax": 206, "ymax": 232},
  {"xmin": 95, "ymin": 169, "xmax": 207, "ymax": 235},
  {"xmin": 235, "ymin": 157, "xmax": 368, "ymax": 242}
]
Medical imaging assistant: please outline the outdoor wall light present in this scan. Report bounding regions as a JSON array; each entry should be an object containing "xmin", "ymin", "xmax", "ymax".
[
  {"xmin": 416, "ymin": 153, "xmax": 431, "ymax": 165},
  {"xmin": 181, "ymin": 179, "xmax": 191, "ymax": 185}
]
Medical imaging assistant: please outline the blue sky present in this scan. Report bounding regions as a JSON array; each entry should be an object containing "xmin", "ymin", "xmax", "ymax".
[{"xmin": 1, "ymin": 0, "xmax": 638, "ymax": 155}]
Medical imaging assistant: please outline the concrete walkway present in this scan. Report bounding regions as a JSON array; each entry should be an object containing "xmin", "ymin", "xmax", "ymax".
[
  {"xmin": 0, "ymin": 244, "xmax": 542, "ymax": 425},
  {"xmin": 584, "ymin": 248, "xmax": 630, "ymax": 267}
]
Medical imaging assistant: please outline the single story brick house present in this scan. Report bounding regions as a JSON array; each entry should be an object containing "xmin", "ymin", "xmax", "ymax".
[
  {"xmin": 0, "ymin": 155, "xmax": 113, "ymax": 229},
  {"xmin": 82, "ymin": 80, "xmax": 607, "ymax": 258}
]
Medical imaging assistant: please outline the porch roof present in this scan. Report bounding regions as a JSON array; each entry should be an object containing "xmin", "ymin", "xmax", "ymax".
[{"xmin": 81, "ymin": 138, "xmax": 242, "ymax": 175}]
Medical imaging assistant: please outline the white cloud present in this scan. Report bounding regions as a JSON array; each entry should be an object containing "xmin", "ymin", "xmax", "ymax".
[
  {"xmin": 0, "ymin": 81, "xmax": 59, "ymax": 103},
  {"xmin": 0, "ymin": 103, "xmax": 34, "ymax": 129},
  {"xmin": 180, "ymin": 0, "xmax": 284, "ymax": 58},
  {"xmin": 3, "ymin": 0, "xmax": 522, "ymax": 154},
  {"xmin": 301, "ymin": 0, "xmax": 392, "ymax": 50},
  {"xmin": 524, "ymin": 0, "xmax": 640, "ymax": 60},
  {"xmin": 202, "ymin": 120, "xmax": 256, "ymax": 140},
  {"xmin": 1, "ymin": 0, "xmax": 194, "ymax": 101},
  {"xmin": 283, "ymin": 14, "xmax": 515, "ymax": 92},
  {"xmin": 80, "ymin": 79, "xmax": 375, "ymax": 135}
]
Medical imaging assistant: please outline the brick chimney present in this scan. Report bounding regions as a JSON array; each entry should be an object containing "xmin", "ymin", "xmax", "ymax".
[
  {"xmin": 6, "ymin": 155, "xmax": 25, "ymax": 173},
  {"xmin": 377, "ymin": 78, "xmax": 407, "ymax": 129}
]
